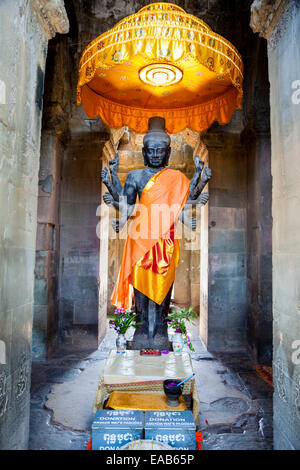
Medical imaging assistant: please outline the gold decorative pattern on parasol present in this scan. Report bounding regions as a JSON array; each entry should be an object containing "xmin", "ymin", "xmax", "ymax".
[{"xmin": 77, "ymin": 2, "xmax": 243, "ymax": 134}]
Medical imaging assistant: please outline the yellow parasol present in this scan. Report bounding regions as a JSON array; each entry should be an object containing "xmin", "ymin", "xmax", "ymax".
[{"xmin": 77, "ymin": 2, "xmax": 243, "ymax": 134}]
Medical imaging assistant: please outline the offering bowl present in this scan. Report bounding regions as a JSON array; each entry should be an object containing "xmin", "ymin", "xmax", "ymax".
[{"xmin": 163, "ymin": 379, "xmax": 183, "ymax": 407}]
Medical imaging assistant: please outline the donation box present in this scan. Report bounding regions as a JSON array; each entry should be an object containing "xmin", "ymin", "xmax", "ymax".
[
  {"xmin": 144, "ymin": 410, "xmax": 196, "ymax": 450},
  {"xmin": 92, "ymin": 410, "xmax": 144, "ymax": 450}
]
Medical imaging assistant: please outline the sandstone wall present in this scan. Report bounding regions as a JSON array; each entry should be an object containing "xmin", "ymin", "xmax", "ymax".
[
  {"xmin": 241, "ymin": 36, "xmax": 272, "ymax": 365},
  {"xmin": 33, "ymin": 131, "xmax": 63, "ymax": 358},
  {"xmin": 59, "ymin": 133, "xmax": 106, "ymax": 329},
  {"xmin": 0, "ymin": 0, "xmax": 53, "ymax": 450},
  {"xmin": 0, "ymin": 0, "xmax": 68, "ymax": 450},
  {"xmin": 266, "ymin": 0, "xmax": 300, "ymax": 450},
  {"xmin": 200, "ymin": 130, "xmax": 248, "ymax": 351}
]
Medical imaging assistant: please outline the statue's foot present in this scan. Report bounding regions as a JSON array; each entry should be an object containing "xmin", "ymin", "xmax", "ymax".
[
  {"xmin": 128, "ymin": 332, "xmax": 149, "ymax": 350},
  {"xmin": 129, "ymin": 331, "xmax": 171, "ymax": 351},
  {"xmin": 151, "ymin": 333, "xmax": 170, "ymax": 351}
]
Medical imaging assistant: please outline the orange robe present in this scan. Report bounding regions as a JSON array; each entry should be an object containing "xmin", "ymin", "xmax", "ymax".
[{"xmin": 111, "ymin": 168, "xmax": 190, "ymax": 309}]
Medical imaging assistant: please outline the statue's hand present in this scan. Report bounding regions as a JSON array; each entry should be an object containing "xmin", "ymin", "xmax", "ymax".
[
  {"xmin": 194, "ymin": 155, "xmax": 204, "ymax": 172},
  {"xmin": 112, "ymin": 218, "xmax": 120, "ymax": 232},
  {"xmin": 103, "ymin": 192, "xmax": 114, "ymax": 206},
  {"xmin": 100, "ymin": 167, "xmax": 111, "ymax": 186},
  {"xmin": 109, "ymin": 153, "xmax": 119, "ymax": 173},
  {"xmin": 197, "ymin": 192, "xmax": 209, "ymax": 206},
  {"xmin": 201, "ymin": 167, "xmax": 212, "ymax": 183}
]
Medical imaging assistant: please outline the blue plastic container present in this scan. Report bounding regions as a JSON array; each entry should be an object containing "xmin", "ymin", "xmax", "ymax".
[
  {"xmin": 144, "ymin": 410, "xmax": 196, "ymax": 450},
  {"xmin": 92, "ymin": 410, "xmax": 144, "ymax": 450}
]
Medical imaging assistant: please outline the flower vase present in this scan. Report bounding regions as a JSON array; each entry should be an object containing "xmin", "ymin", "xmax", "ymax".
[
  {"xmin": 172, "ymin": 332, "xmax": 183, "ymax": 356},
  {"xmin": 116, "ymin": 333, "xmax": 126, "ymax": 353}
]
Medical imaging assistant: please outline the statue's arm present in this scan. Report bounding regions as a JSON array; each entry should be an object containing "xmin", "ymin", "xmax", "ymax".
[
  {"xmin": 189, "ymin": 166, "xmax": 212, "ymax": 200},
  {"xmin": 188, "ymin": 155, "xmax": 204, "ymax": 196},
  {"xmin": 103, "ymin": 192, "xmax": 120, "ymax": 210},
  {"xmin": 101, "ymin": 154, "xmax": 124, "ymax": 210},
  {"xmin": 179, "ymin": 190, "xmax": 210, "ymax": 231},
  {"xmin": 109, "ymin": 153, "xmax": 123, "ymax": 196},
  {"xmin": 112, "ymin": 172, "xmax": 137, "ymax": 232},
  {"xmin": 186, "ymin": 192, "xmax": 209, "ymax": 206},
  {"xmin": 100, "ymin": 166, "xmax": 120, "ymax": 202},
  {"xmin": 178, "ymin": 210, "xmax": 197, "ymax": 231}
]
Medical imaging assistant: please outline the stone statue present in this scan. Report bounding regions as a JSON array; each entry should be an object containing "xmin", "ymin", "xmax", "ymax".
[{"xmin": 101, "ymin": 117, "xmax": 211, "ymax": 349}]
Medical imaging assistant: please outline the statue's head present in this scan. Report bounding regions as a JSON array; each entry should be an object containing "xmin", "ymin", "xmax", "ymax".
[{"xmin": 142, "ymin": 117, "xmax": 171, "ymax": 168}]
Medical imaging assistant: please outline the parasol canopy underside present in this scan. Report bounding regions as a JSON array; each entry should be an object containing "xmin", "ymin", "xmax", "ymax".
[{"xmin": 77, "ymin": 2, "xmax": 243, "ymax": 134}]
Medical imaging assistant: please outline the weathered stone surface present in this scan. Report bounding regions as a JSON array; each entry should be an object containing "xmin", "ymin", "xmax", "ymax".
[
  {"xmin": 210, "ymin": 397, "xmax": 250, "ymax": 414},
  {"xmin": 0, "ymin": 0, "xmax": 68, "ymax": 448},
  {"xmin": 32, "ymin": 0, "xmax": 69, "ymax": 40},
  {"xmin": 261, "ymin": 0, "xmax": 300, "ymax": 450},
  {"xmin": 58, "ymin": 131, "xmax": 103, "ymax": 331},
  {"xmin": 250, "ymin": 0, "xmax": 289, "ymax": 39},
  {"xmin": 199, "ymin": 133, "xmax": 248, "ymax": 352},
  {"xmin": 45, "ymin": 360, "xmax": 105, "ymax": 431}
]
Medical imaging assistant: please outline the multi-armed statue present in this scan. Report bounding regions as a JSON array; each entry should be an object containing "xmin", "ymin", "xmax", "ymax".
[{"xmin": 101, "ymin": 117, "xmax": 211, "ymax": 349}]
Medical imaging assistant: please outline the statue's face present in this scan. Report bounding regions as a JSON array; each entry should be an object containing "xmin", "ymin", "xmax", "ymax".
[{"xmin": 142, "ymin": 137, "xmax": 171, "ymax": 168}]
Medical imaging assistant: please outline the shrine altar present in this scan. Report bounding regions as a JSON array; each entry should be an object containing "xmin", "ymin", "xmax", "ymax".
[{"xmin": 93, "ymin": 350, "xmax": 200, "ymax": 423}]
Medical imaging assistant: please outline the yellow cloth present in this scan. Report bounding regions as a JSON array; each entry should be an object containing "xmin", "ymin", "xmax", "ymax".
[
  {"xmin": 77, "ymin": 2, "xmax": 243, "ymax": 133},
  {"xmin": 106, "ymin": 391, "xmax": 187, "ymax": 411},
  {"xmin": 131, "ymin": 239, "xmax": 179, "ymax": 305},
  {"xmin": 130, "ymin": 169, "xmax": 180, "ymax": 304}
]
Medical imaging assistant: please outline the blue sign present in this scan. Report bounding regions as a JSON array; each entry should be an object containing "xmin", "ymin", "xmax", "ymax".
[
  {"xmin": 92, "ymin": 410, "xmax": 144, "ymax": 450},
  {"xmin": 145, "ymin": 411, "xmax": 196, "ymax": 450}
]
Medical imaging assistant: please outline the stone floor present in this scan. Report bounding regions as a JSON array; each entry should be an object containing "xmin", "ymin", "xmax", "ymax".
[{"xmin": 29, "ymin": 322, "xmax": 273, "ymax": 450}]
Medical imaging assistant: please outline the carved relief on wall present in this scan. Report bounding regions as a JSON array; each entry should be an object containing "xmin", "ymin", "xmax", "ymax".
[
  {"xmin": 292, "ymin": 369, "xmax": 300, "ymax": 424},
  {"xmin": 32, "ymin": 0, "xmax": 69, "ymax": 40},
  {"xmin": 0, "ymin": 371, "xmax": 8, "ymax": 418},
  {"xmin": 250, "ymin": 0, "xmax": 290, "ymax": 40},
  {"xmin": 15, "ymin": 354, "xmax": 29, "ymax": 400},
  {"xmin": 274, "ymin": 357, "xmax": 289, "ymax": 403}
]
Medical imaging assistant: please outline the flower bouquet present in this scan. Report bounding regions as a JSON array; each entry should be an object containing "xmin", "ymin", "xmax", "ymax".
[
  {"xmin": 166, "ymin": 306, "xmax": 198, "ymax": 352},
  {"xmin": 109, "ymin": 308, "xmax": 139, "ymax": 352}
]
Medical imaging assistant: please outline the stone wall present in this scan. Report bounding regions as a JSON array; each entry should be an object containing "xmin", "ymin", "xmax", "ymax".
[
  {"xmin": 0, "ymin": 0, "xmax": 68, "ymax": 450},
  {"xmin": 250, "ymin": 0, "xmax": 300, "ymax": 450},
  {"xmin": 33, "ymin": 131, "xmax": 64, "ymax": 359},
  {"xmin": 241, "ymin": 36, "xmax": 272, "ymax": 365},
  {"xmin": 33, "ymin": 1, "xmax": 109, "ymax": 346},
  {"xmin": 266, "ymin": 0, "xmax": 300, "ymax": 450},
  {"xmin": 201, "ymin": 130, "xmax": 248, "ymax": 351},
  {"xmin": 244, "ymin": 128, "xmax": 272, "ymax": 364},
  {"xmin": 59, "ymin": 133, "xmax": 107, "ymax": 330}
]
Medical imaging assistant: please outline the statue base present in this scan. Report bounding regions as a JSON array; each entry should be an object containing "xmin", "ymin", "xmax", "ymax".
[{"xmin": 127, "ymin": 332, "xmax": 173, "ymax": 351}]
